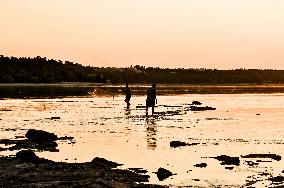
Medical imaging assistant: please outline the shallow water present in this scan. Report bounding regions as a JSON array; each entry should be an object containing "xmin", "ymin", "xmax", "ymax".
[{"xmin": 0, "ymin": 93, "xmax": 284, "ymax": 187}]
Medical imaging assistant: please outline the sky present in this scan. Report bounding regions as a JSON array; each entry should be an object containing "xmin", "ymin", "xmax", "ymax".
[{"xmin": 1, "ymin": 0, "xmax": 284, "ymax": 69}]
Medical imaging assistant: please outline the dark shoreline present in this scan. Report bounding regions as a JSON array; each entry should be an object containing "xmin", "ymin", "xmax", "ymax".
[{"xmin": 1, "ymin": 83, "xmax": 284, "ymax": 99}]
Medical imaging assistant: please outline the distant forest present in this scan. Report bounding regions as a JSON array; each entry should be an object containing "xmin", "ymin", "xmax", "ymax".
[{"xmin": 1, "ymin": 55, "xmax": 284, "ymax": 84}]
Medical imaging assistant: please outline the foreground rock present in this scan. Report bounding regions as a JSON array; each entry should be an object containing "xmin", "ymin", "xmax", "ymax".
[
  {"xmin": 0, "ymin": 150, "xmax": 164, "ymax": 188},
  {"xmin": 155, "ymin": 168, "xmax": 174, "ymax": 181},
  {"xmin": 25, "ymin": 129, "xmax": 58, "ymax": 143},
  {"xmin": 0, "ymin": 129, "xmax": 74, "ymax": 152}
]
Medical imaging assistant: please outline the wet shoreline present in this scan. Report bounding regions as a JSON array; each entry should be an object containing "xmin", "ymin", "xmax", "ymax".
[{"xmin": 0, "ymin": 94, "xmax": 284, "ymax": 186}]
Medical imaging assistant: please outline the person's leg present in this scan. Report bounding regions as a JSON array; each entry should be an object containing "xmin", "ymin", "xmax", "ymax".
[
  {"xmin": 146, "ymin": 99, "xmax": 149, "ymax": 115},
  {"xmin": 126, "ymin": 98, "xmax": 130, "ymax": 109},
  {"xmin": 150, "ymin": 100, "xmax": 154, "ymax": 115}
]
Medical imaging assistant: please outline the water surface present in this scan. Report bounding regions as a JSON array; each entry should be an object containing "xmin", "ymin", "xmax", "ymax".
[{"xmin": 0, "ymin": 93, "xmax": 284, "ymax": 187}]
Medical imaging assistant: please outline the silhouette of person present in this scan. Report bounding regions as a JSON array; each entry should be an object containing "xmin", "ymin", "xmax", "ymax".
[
  {"xmin": 146, "ymin": 84, "xmax": 157, "ymax": 115},
  {"xmin": 123, "ymin": 82, "xmax": 131, "ymax": 109}
]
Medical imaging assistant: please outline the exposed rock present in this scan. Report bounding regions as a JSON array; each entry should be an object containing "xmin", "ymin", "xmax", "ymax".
[
  {"xmin": 190, "ymin": 106, "xmax": 216, "ymax": 111},
  {"xmin": 170, "ymin": 141, "xmax": 199, "ymax": 148},
  {"xmin": 15, "ymin": 149, "xmax": 45, "ymax": 164},
  {"xmin": 25, "ymin": 129, "xmax": 58, "ymax": 144},
  {"xmin": 194, "ymin": 163, "xmax": 207, "ymax": 168},
  {"xmin": 225, "ymin": 166, "xmax": 234, "ymax": 170},
  {"xmin": 0, "ymin": 129, "xmax": 74, "ymax": 152},
  {"xmin": 192, "ymin": 179, "xmax": 200, "ymax": 181},
  {"xmin": 170, "ymin": 141, "xmax": 188, "ymax": 148},
  {"xmin": 241, "ymin": 154, "xmax": 281, "ymax": 161},
  {"xmin": 0, "ymin": 151, "xmax": 161, "ymax": 187},
  {"xmin": 50, "ymin": 117, "xmax": 60, "ymax": 120},
  {"xmin": 91, "ymin": 157, "xmax": 122, "ymax": 168},
  {"xmin": 156, "ymin": 168, "xmax": 173, "ymax": 181},
  {"xmin": 57, "ymin": 136, "xmax": 75, "ymax": 140},
  {"xmin": 213, "ymin": 155, "xmax": 240, "ymax": 166},
  {"xmin": 192, "ymin": 101, "xmax": 202, "ymax": 105}
]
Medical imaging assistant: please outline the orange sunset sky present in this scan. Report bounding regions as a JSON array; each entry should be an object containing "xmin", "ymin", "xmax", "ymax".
[{"xmin": 1, "ymin": 0, "xmax": 284, "ymax": 69}]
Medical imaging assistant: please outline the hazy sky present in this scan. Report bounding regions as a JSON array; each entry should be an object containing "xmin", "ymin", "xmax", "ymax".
[{"xmin": 1, "ymin": 0, "xmax": 284, "ymax": 69}]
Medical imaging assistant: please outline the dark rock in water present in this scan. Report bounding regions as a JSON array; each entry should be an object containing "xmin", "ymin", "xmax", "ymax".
[
  {"xmin": 91, "ymin": 157, "xmax": 122, "ymax": 168},
  {"xmin": 192, "ymin": 179, "xmax": 200, "ymax": 181},
  {"xmin": 16, "ymin": 150, "xmax": 42, "ymax": 164},
  {"xmin": 190, "ymin": 106, "xmax": 216, "ymax": 111},
  {"xmin": 269, "ymin": 176, "xmax": 284, "ymax": 183},
  {"xmin": 241, "ymin": 154, "xmax": 281, "ymax": 161},
  {"xmin": 15, "ymin": 139, "xmax": 58, "ymax": 151},
  {"xmin": 213, "ymin": 155, "xmax": 240, "ymax": 166},
  {"xmin": 170, "ymin": 141, "xmax": 188, "ymax": 148},
  {"xmin": 0, "ymin": 130, "xmax": 74, "ymax": 152},
  {"xmin": 156, "ymin": 168, "xmax": 173, "ymax": 181},
  {"xmin": 194, "ymin": 163, "xmax": 207, "ymax": 168},
  {"xmin": 192, "ymin": 101, "xmax": 202, "ymax": 105},
  {"xmin": 25, "ymin": 129, "xmax": 58, "ymax": 144},
  {"xmin": 225, "ymin": 166, "xmax": 234, "ymax": 170},
  {"xmin": 57, "ymin": 136, "xmax": 75, "ymax": 140},
  {"xmin": 170, "ymin": 141, "xmax": 199, "ymax": 148}
]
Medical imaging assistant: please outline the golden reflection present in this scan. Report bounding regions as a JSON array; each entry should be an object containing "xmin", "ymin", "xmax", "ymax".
[{"xmin": 145, "ymin": 117, "xmax": 157, "ymax": 150}]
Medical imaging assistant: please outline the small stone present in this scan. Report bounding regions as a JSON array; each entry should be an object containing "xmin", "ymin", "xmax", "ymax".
[
  {"xmin": 170, "ymin": 141, "xmax": 188, "ymax": 148},
  {"xmin": 194, "ymin": 163, "xmax": 207, "ymax": 168},
  {"xmin": 156, "ymin": 168, "xmax": 173, "ymax": 181}
]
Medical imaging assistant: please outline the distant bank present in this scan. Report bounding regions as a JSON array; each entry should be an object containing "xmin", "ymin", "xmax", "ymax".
[
  {"xmin": 1, "ymin": 83, "xmax": 284, "ymax": 99},
  {"xmin": 1, "ymin": 55, "xmax": 284, "ymax": 84}
]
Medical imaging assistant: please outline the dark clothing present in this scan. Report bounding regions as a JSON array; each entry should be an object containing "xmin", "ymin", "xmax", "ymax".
[
  {"xmin": 123, "ymin": 87, "xmax": 131, "ymax": 99},
  {"xmin": 146, "ymin": 87, "xmax": 156, "ymax": 107},
  {"xmin": 123, "ymin": 87, "xmax": 131, "ymax": 108}
]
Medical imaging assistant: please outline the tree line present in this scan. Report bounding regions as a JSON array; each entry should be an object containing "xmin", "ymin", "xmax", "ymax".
[{"xmin": 1, "ymin": 55, "xmax": 284, "ymax": 84}]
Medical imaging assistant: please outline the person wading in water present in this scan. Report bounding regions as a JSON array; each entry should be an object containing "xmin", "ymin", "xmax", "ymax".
[
  {"xmin": 123, "ymin": 83, "xmax": 131, "ymax": 109},
  {"xmin": 146, "ymin": 84, "xmax": 157, "ymax": 115}
]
